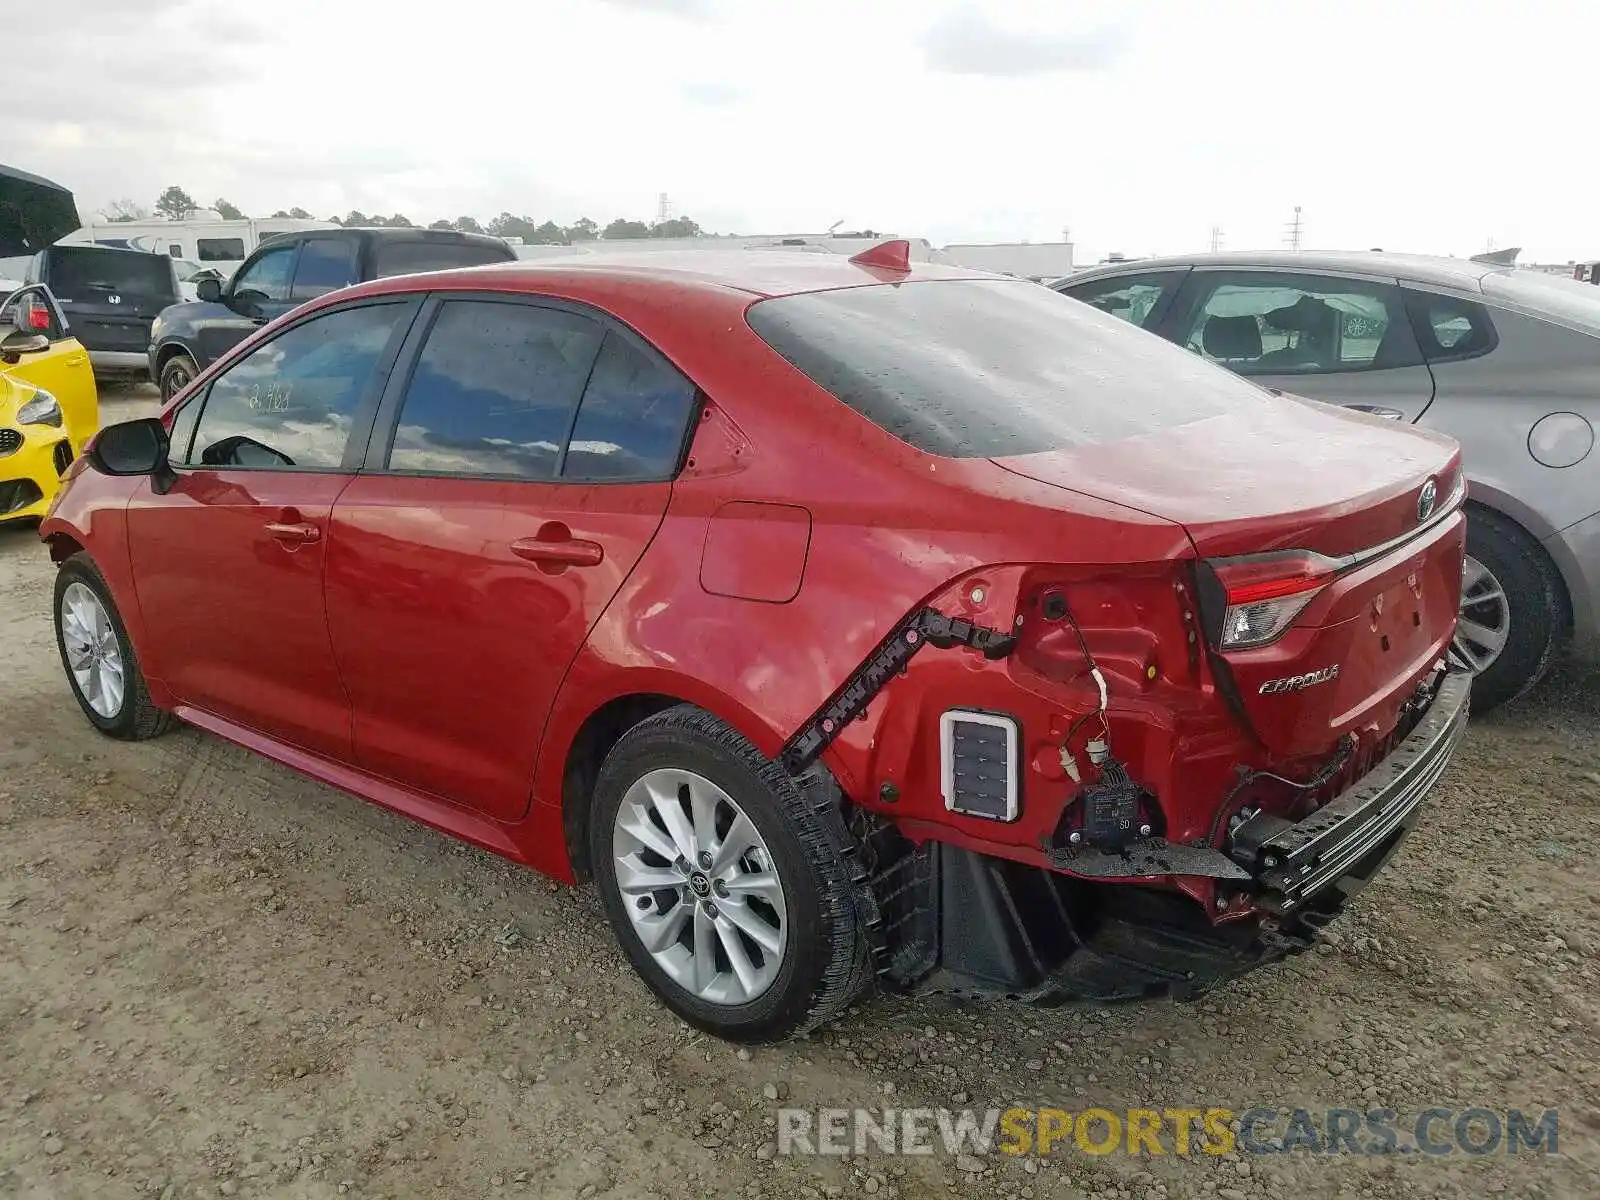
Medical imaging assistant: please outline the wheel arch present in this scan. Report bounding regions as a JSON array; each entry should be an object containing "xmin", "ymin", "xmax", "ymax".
[
  {"xmin": 152, "ymin": 339, "xmax": 197, "ymax": 377},
  {"xmin": 1464, "ymin": 496, "xmax": 1574, "ymax": 640}
]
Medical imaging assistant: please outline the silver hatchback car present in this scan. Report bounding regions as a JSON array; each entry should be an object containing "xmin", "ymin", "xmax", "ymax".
[{"xmin": 1056, "ymin": 251, "xmax": 1600, "ymax": 711}]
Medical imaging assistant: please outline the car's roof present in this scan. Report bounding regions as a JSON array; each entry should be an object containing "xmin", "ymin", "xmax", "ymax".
[
  {"xmin": 311, "ymin": 226, "xmax": 511, "ymax": 248},
  {"xmin": 1066, "ymin": 250, "xmax": 1499, "ymax": 291},
  {"xmin": 358, "ymin": 248, "xmax": 996, "ymax": 301}
]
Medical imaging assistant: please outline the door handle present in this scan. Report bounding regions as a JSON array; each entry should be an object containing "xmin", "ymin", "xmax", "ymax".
[
  {"xmin": 66, "ymin": 355, "xmax": 87, "ymax": 366},
  {"xmin": 265, "ymin": 520, "xmax": 321, "ymax": 546},
  {"xmin": 1344, "ymin": 404, "xmax": 1405, "ymax": 421},
  {"xmin": 510, "ymin": 526, "xmax": 604, "ymax": 569}
]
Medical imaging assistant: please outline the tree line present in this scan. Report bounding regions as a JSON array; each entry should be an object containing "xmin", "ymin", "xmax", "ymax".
[{"xmin": 99, "ymin": 186, "xmax": 703, "ymax": 243}]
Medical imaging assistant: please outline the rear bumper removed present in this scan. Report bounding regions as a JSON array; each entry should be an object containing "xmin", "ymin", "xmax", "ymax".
[
  {"xmin": 1229, "ymin": 669, "xmax": 1469, "ymax": 915},
  {"xmin": 852, "ymin": 668, "xmax": 1470, "ymax": 1003}
]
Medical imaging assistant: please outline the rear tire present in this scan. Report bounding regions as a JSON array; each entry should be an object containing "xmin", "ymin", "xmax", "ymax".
[
  {"xmin": 1454, "ymin": 509, "xmax": 1566, "ymax": 713},
  {"xmin": 590, "ymin": 705, "xmax": 870, "ymax": 1043},
  {"xmin": 53, "ymin": 555, "xmax": 175, "ymax": 740},
  {"xmin": 159, "ymin": 353, "xmax": 199, "ymax": 401}
]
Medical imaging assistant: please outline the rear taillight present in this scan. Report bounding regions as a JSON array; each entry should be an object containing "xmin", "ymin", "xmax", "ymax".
[
  {"xmin": 25, "ymin": 302, "xmax": 49, "ymax": 331},
  {"xmin": 1202, "ymin": 550, "xmax": 1336, "ymax": 650}
]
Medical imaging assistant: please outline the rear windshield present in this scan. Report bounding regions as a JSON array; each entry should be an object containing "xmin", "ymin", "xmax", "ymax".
[
  {"xmin": 372, "ymin": 239, "xmax": 512, "ymax": 279},
  {"xmin": 746, "ymin": 278, "xmax": 1249, "ymax": 457},
  {"xmin": 46, "ymin": 247, "xmax": 175, "ymax": 299},
  {"xmin": 1482, "ymin": 269, "xmax": 1600, "ymax": 337}
]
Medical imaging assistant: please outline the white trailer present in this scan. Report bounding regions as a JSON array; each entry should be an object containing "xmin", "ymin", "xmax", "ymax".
[
  {"xmin": 931, "ymin": 242, "xmax": 1076, "ymax": 280},
  {"xmin": 58, "ymin": 213, "xmax": 337, "ymax": 278}
]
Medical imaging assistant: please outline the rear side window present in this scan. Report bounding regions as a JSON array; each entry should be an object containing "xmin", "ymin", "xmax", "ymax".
[
  {"xmin": 44, "ymin": 247, "xmax": 175, "ymax": 300},
  {"xmin": 747, "ymin": 279, "xmax": 1253, "ymax": 458},
  {"xmin": 1058, "ymin": 271, "xmax": 1186, "ymax": 330},
  {"xmin": 184, "ymin": 302, "xmax": 406, "ymax": 470},
  {"xmin": 386, "ymin": 300, "xmax": 603, "ymax": 478},
  {"xmin": 291, "ymin": 238, "xmax": 360, "ymax": 301},
  {"xmin": 564, "ymin": 332, "xmax": 698, "ymax": 480},
  {"xmin": 197, "ymin": 238, "xmax": 244, "ymax": 261},
  {"xmin": 372, "ymin": 239, "xmax": 512, "ymax": 278},
  {"xmin": 1173, "ymin": 273, "xmax": 1420, "ymax": 375},
  {"xmin": 1402, "ymin": 288, "xmax": 1497, "ymax": 363}
]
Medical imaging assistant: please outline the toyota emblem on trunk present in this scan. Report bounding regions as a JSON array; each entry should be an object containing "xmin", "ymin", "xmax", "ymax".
[{"xmin": 1417, "ymin": 478, "xmax": 1438, "ymax": 523}]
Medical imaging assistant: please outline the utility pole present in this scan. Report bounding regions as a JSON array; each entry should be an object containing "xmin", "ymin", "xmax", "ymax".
[
  {"xmin": 1284, "ymin": 206, "xmax": 1303, "ymax": 251},
  {"xmin": 1209, "ymin": 225, "xmax": 1223, "ymax": 252}
]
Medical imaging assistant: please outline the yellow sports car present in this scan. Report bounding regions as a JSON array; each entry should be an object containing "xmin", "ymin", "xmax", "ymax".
[{"xmin": 0, "ymin": 284, "xmax": 99, "ymax": 524}]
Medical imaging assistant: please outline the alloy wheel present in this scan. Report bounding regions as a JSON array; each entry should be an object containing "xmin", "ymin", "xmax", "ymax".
[
  {"xmin": 1450, "ymin": 554, "xmax": 1510, "ymax": 674},
  {"xmin": 60, "ymin": 581, "xmax": 125, "ymax": 719},
  {"xmin": 163, "ymin": 363, "xmax": 192, "ymax": 399},
  {"xmin": 611, "ymin": 768, "xmax": 788, "ymax": 1006}
]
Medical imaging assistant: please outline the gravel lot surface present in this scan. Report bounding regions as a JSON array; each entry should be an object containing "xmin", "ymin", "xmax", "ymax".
[{"xmin": 2, "ymin": 386, "xmax": 1597, "ymax": 1198}]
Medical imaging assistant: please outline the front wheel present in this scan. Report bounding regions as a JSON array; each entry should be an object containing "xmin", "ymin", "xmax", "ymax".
[
  {"xmin": 53, "ymin": 556, "xmax": 175, "ymax": 740},
  {"xmin": 590, "ymin": 706, "xmax": 870, "ymax": 1043},
  {"xmin": 1451, "ymin": 510, "xmax": 1567, "ymax": 712},
  {"xmin": 159, "ymin": 353, "xmax": 199, "ymax": 401}
]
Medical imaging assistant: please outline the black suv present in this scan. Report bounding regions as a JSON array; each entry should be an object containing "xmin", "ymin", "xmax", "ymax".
[
  {"xmin": 25, "ymin": 245, "xmax": 180, "ymax": 379},
  {"xmin": 148, "ymin": 227, "xmax": 517, "ymax": 398}
]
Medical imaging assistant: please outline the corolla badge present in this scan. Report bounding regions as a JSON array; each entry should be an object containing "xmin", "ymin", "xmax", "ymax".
[
  {"xmin": 1259, "ymin": 665, "xmax": 1340, "ymax": 695},
  {"xmin": 1417, "ymin": 477, "xmax": 1438, "ymax": 523}
]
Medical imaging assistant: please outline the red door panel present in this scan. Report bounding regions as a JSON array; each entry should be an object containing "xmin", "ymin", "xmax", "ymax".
[
  {"xmin": 125, "ymin": 471, "xmax": 354, "ymax": 759},
  {"xmin": 324, "ymin": 475, "xmax": 671, "ymax": 819}
]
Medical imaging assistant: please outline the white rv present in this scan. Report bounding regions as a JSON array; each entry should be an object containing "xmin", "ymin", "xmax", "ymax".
[{"xmin": 58, "ymin": 211, "xmax": 337, "ymax": 279}]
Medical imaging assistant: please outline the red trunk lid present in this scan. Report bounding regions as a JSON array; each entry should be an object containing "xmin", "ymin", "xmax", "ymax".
[{"xmin": 994, "ymin": 399, "xmax": 1465, "ymax": 755}]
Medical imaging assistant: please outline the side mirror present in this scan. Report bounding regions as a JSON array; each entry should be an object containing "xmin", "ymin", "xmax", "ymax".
[
  {"xmin": 196, "ymin": 277, "xmax": 223, "ymax": 303},
  {"xmin": 0, "ymin": 329, "xmax": 50, "ymax": 364},
  {"xmin": 89, "ymin": 418, "xmax": 178, "ymax": 494}
]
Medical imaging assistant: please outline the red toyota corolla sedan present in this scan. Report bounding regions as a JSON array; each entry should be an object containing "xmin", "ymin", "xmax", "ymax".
[{"xmin": 41, "ymin": 243, "xmax": 1470, "ymax": 1042}]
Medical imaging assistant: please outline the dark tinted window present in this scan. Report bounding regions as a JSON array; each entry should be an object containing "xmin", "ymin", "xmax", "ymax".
[
  {"xmin": 1402, "ymin": 288, "xmax": 1497, "ymax": 363},
  {"xmin": 197, "ymin": 237, "xmax": 245, "ymax": 261},
  {"xmin": 185, "ymin": 303, "xmax": 404, "ymax": 470},
  {"xmin": 387, "ymin": 300, "xmax": 602, "ymax": 478},
  {"xmin": 231, "ymin": 245, "xmax": 295, "ymax": 303},
  {"xmin": 291, "ymin": 238, "xmax": 360, "ymax": 301},
  {"xmin": 373, "ymin": 239, "xmax": 512, "ymax": 278},
  {"xmin": 564, "ymin": 332, "xmax": 697, "ymax": 480},
  {"xmin": 45, "ymin": 247, "xmax": 175, "ymax": 299},
  {"xmin": 748, "ymin": 279, "xmax": 1254, "ymax": 457},
  {"xmin": 1059, "ymin": 271, "xmax": 1185, "ymax": 330},
  {"xmin": 1175, "ymin": 273, "xmax": 1420, "ymax": 375}
]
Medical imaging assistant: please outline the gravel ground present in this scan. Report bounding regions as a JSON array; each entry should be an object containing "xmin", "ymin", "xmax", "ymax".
[{"xmin": 1, "ymin": 386, "xmax": 1597, "ymax": 1199}]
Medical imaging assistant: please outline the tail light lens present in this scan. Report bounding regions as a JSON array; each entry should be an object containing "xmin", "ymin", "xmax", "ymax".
[
  {"xmin": 25, "ymin": 301, "xmax": 50, "ymax": 331},
  {"xmin": 1203, "ymin": 550, "xmax": 1337, "ymax": 650}
]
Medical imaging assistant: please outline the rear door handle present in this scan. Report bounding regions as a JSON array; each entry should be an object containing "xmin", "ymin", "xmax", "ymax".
[
  {"xmin": 510, "ymin": 528, "xmax": 604, "ymax": 569},
  {"xmin": 265, "ymin": 520, "xmax": 321, "ymax": 546}
]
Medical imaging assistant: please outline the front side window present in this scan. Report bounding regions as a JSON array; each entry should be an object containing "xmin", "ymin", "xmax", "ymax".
[
  {"xmin": 184, "ymin": 302, "xmax": 405, "ymax": 470},
  {"xmin": 563, "ymin": 332, "xmax": 698, "ymax": 480},
  {"xmin": 386, "ymin": 300, "xmax": 602, "ymax": 478},
  {"xmin": 1177, "ymin": 273, "xmax": 1420, "ymax": 375},
  {"xmin": 230, "ymin": 245, "xmax": 295, "ymax": 303},
  {"xmin": 291, "ymin": 238, "xmax": 360, "ymax": 301},
  {"xmin": 197, "ymin": 237, "xmax": 246, "ymax": 262},
  {"xmin": 1059, "ymin": 271, "xmax": 1186, "ymax": 330}
]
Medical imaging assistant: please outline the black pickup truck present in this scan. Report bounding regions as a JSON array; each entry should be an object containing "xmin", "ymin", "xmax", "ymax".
[{"xmin": 147, "ymin": 226, "xmax": 516, "ymax": 398}]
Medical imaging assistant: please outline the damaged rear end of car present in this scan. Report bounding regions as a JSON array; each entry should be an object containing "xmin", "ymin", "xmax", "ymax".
[{"xmin": 748, "ymin": 274, "xmax": 1470, "ymax": 1006}]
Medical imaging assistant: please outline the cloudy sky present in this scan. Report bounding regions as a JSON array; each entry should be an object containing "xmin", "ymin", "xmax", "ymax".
[{"xmin": 15, "ymin": 0, "xmax": 1597, "ymax": 262}]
